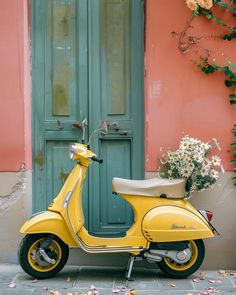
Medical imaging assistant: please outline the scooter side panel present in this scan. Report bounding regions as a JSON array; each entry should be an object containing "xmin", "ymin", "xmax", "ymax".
[
  {"xmin": 20, "ymin": 211, "xmax": 78, "ymax": 247},
  {"xmin": 142, "ymin": 205, "xmax": 214, "ymax": 242}
]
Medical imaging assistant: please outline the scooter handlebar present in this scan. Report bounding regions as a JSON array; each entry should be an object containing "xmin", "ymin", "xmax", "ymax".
[{"xmin": 90, "ymin": 156, "xmax": 103, "ymax": 164}]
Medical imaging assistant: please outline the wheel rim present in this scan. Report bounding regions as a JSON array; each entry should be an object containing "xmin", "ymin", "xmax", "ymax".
[
  {"xmin": 163, "ymin": 240, "xmax": 198, "ymax": 271},
  {"xmin": 28, "ymin": 238, "xmax": 62, "ymax": 272}
]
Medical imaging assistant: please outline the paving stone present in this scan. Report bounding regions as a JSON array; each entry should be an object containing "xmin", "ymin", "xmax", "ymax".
[
  {"xmin": 1, "ymin": 265, "xmax": 236, "ymax": 295},
  {"xmin": 67, "ymin": 287, "xmax": 112, "ymax": 295},
  {"xmin": 191, "ymin": 276, "xmax": 235, "ymax": 292},
  {"xmin": 133, "ymin": 291, "xmax": 168, "ymax": 295},
  {"xmin": 14, "ymin": 265, "xmax": 79, "ymax": 289},
  {"xmin": 158, "ymin": 277, "xmax": 194, "ymax": 291},
  {"xmin": 0, "ymin": 264, "xmax": 22, "ymax": 284},
  {"xmin": 74, "ymin": 270, "xmax": 113, "ymax": 289},
  {"xmin": 0, "ymin": 290, "xmax": 34, "ymax": 295},
  {"xmin": 115, "ymin": 275, "xmax": 158, "ymax": 291}
]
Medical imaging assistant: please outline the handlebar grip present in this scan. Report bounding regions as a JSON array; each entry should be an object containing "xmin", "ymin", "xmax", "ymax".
[{"xmin": 90, "ymin": 156, "xmax": 103, "ymax": 164}]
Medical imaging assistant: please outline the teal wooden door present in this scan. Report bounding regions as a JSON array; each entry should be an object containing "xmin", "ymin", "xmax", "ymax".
[{"xmin": 31, "ymin": 0, "xmax": 144, "ymax": 234}]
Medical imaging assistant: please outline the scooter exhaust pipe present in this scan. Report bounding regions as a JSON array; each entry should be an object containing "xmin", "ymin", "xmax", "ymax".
[
  {"xmin": 143, "ymin": 251, "xmax": 162, "ymax": 262},
  {"xmin": 144, "ymin": 248, "xmax": 192, "ymax": 264}
]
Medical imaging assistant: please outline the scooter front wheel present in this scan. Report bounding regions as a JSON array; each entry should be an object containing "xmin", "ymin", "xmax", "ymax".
[
  {"xmin": 157, "ymin": 239, "xmax": 205, "ymax": 279},
  {"xmin": 18, "ymin": 234, "xmax": 69, "ymax": 279}
]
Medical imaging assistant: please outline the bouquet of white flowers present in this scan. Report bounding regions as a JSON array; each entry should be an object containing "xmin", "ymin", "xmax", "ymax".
[{"xmin": 159, "ymin": 136, "xmax": 224, "ymax": 198}]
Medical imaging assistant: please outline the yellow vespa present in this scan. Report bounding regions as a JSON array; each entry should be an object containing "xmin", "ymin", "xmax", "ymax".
[{"xmin": 18, "ymin": 121, "xmax": 217, "ymax": 280}]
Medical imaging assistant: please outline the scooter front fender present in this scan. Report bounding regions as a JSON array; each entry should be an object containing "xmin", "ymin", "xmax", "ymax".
[
  {"xmin": 142, "ymin": 205, "xmax": 214, "ymax": 242},
  {"xmin": 20, "ymin": 211, "xmax": 78, "ymax": 247}
]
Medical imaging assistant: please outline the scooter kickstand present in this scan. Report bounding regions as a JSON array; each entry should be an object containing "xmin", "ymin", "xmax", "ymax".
[{"xmin": 125, "ymin": 254, "xmax": 136, "ymax": 284}]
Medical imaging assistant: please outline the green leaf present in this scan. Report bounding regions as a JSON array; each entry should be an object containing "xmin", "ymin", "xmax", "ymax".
[
  {"xmin": 231, "ymin": 143, "xmax": 236, "ymax": 146},
  {"xmin": 229, "ymin": 94, "xmax": 236, "ymax": 98},
  {"xmin": 228, "ymin": 63, "xmax": 236, "ymax": 69},
  {"xmin": 225, "ymin": 80, "xmax": 232, "ymax": 87},
  {"xmin": 215, "ymin": 1, "xmax": 228, "ymax": 7},
  {"xmin": 212, "ymin": 16, "xmax": 227, "ymax": 26},
  {"xmin": 230, "ymin": 100, "xmax": 236, "ymax": 104},
  {"xmin": 207, "ymin": 65, "xmax": 215, "ymax": 73},
  {"xmin": 206, "ymin": 14, "xmax": 212, "ymax": 19},
  {"xmin": 225, "ymin": 68, "xmax": 233, "ymax": 77}
]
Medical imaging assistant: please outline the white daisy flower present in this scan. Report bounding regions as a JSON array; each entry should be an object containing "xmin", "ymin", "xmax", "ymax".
[
  {"xmin": 180, "ymin": 168, "xmax": 192, "ymax": 177},
  {"xmin": 195, "ymin": 147, "xmax": 205, "ymax": 155},
  {"xmin": 203, "ymin": 158, "xmax": 210, "ymax": 167},
  {"xmin": 183, "ymin": 156, "xmax": 191, "ymax": 163},
  {"xmin": 212, "ymin": 155, "xmax": 221, "ymax": 166},
  {"xmin": 200, "ymin": 167, "xmax": 208, "ymax": 177},
  {"xmin": 210, "ymin": 169, "xmax": 219, "ymax": 179},
  {"xmin": 179, "ymin": 141, "xmax": 190, "ymax": 150},
  {"xmin": 193, "ymin": 154, "xmax": 203, "ymax": 163},
  {"xmin": 189, "ymin": 137, "xmax": 199, "ymax": 145},
  {"xmin": 188, "ymin": 162, "xmax": 195, "ymax": 171},
  {"xmin": 201, "ymin": 142, "xmax": 211, "ymax": 151}
]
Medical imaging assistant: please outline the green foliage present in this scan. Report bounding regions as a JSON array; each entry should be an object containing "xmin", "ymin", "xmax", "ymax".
[
  {"xmin": 196, "ymin": 56, "xmax": 236, "ymax": 104},
  {"xmin": 188, "ymin": 0, "xmax": 236, "ymax": 183},
  {"xmin": 231, "ymin": 126, "xmax": 236, "ymax": 183},
  {"xmin": 195, "ymin": 0, "xmax": 236, "ymax": 40}
]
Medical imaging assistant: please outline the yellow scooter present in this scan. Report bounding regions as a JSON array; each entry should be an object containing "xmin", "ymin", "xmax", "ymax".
[{"xmin": 18, "ymin": 122, "xmax": 217, "ymax": 280}]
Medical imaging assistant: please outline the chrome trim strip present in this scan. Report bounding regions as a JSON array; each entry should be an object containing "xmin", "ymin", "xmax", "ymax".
[
  {"xmin": 64, "ymin": 166, "xmax": 145, "ymax": 254},
  {"xmin": 63, "ymin": 192, "xmax": 72, "ymax": 208}
]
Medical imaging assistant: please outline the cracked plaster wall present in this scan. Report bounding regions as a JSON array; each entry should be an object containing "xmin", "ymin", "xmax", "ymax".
[{"xmin": 0, "ymin": 171, "xmax": 31, "ymax": 263}]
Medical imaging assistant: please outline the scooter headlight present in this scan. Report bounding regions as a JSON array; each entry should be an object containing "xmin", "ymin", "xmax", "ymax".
[{"xmin": 69, "ymin": 144, "xmax": 77, "ymax": 160}]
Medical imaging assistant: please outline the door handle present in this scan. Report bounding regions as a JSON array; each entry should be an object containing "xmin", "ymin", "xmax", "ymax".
[
  {"xmin": 107, "ymin": 122, "xmax": 121, "ymax": 131},
  {"xmin": 56, "ymin": 120, "xmax": 64, "ymax": 130},
  {"xmin": 72, "ymin": 121, "xmax": 83, "ymax": 129}
]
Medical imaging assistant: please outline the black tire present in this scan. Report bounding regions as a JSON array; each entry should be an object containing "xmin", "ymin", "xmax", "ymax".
[
  {"xmin": 18, "ymin": 234, "xmax": 69, "ymax": 279},
  {"xmin": 157, "ymin": 240, "xmax": 205, "ymax": 279}
]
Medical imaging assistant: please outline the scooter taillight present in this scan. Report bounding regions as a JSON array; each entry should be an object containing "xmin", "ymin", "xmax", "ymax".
[{"xmin": 199, "ymin": 210, "xmax": 213, "ymax": 222}]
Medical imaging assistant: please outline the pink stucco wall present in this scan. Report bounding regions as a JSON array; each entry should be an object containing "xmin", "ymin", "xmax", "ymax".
[
  {"xmin": 145, "ymin": 0, "xmax": 236, "ymax": 172},
  {"xmin": 0, "ymin": 0, "xmax": 31, "ymax": 171}
]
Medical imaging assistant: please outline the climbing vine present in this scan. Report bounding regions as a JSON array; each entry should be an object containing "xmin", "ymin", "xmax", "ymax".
[
  {"xmin": 174, "ymin": 0, "xmax": 236, "ymax": 182},
  {"xmin": 195, "ymin": 55, "xmax": 236, "ymax": 104}
]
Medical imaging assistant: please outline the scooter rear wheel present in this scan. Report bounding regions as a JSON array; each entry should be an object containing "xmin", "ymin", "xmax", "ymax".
[
  {"xmin": 157, "ymin": 239, "xmax": 205, "ymax": 279},
  {"xmin": 18, "ymin": 234, "xmax": 69, "ymax": 279}
]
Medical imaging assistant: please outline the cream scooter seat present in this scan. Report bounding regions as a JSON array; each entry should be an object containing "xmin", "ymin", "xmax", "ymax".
[{"xmin": 112, "ymin": 177, "xmax": 187, "ymax": 199}]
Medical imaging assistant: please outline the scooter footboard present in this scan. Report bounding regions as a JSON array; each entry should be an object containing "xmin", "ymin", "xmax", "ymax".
[
  {"xmin": 142, "ymin": 205, "xmax": 214, "ymax": 242},
  {"xmin": 20, "ymin": 211, "xmax": 78, "ymax": 247}
]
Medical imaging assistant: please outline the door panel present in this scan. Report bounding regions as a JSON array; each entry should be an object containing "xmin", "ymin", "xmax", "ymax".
[
  {"xmin": 99, "ymin": 140, "xmax": 133, "ymax": 231},
  {"xmin": 88, "ymin": 0, "xmax": 144, "ymax": 234},
  {"xmin": 46, "ymin": 141, "xmax": 74, "ymax": 204},
  {"xmin": 31, "ymin": 0, "xmax": 144, "ymax": 235},
  {"xmin": 32, "ymin": 0, "xmax": 88, "ymax": 215},
  {"xmin": 101, "ymin": 0, "xmax": 130, "ymax": 116}
]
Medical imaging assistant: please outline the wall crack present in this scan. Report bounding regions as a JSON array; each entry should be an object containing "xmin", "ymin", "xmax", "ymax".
[{"xmin": 0, "ymin": 167, "xmax": 26, "ymax": 214}]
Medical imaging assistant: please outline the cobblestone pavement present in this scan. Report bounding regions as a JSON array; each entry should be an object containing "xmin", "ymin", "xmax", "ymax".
[{"xmin": 0, "ymin": 264, "xmax": 236, "ymax": 295}]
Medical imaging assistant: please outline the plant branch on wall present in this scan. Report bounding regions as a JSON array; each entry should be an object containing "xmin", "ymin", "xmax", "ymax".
[{"xmin": 172, "ymin": 0, "xmax": 236, "ymax": 182}]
